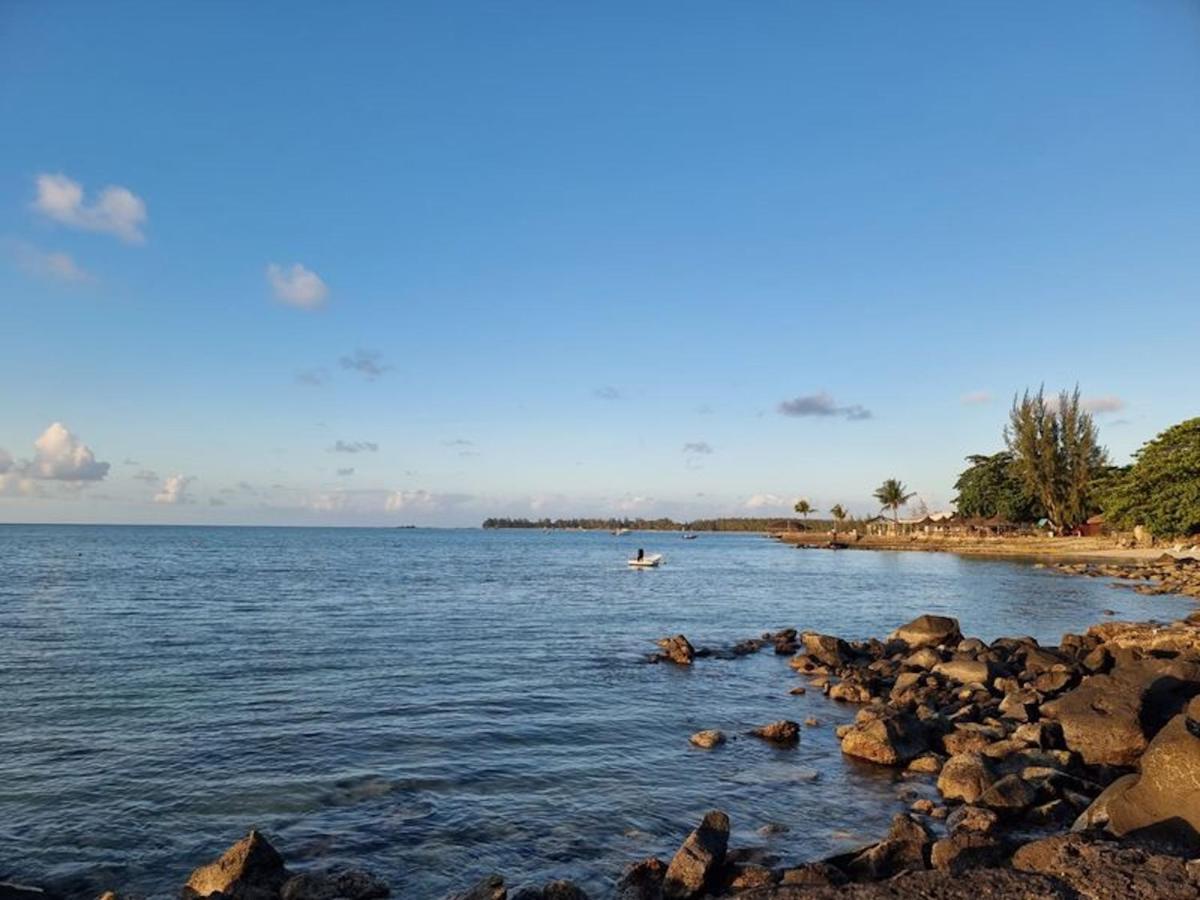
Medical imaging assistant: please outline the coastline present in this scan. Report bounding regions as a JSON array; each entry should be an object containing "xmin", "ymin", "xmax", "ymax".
[{"xmin": 772, "ymin": 530, "xmax": 1200, "ymax": 563}]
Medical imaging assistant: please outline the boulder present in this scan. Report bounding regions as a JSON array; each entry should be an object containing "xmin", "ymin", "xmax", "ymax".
[
  {"xmin": 751, "ymin": 720, "xmax": 800, "ymax": 744},
  {"xmin": 1013, "ymin": 832, "xmax": 1200, "ymax": 899},
  {"xmin": 890, "ymin": 616, "xmax": 963, "ymax": 651},
  {"xmin": 511, "ymin": 882, "xmax": 589, "ymax": 900},
  {"xmin": 656, "ymin": 635, "xmax": 696, "ymax": 665},
  {"xmin": 902, "ymin": 648, "xmax": 945, "ymax": 671},
  {"xmin": 451, "ymin": 875, "xmax": 507, "ymax": 900},
  {"xmin": 663, "ymin": 810, "xmax": 729, "ymax": 899},
  {"xmin": 689, "ymin": 730, "xmax": 725, "ymax": 749},
  {"xmin": 840, "ymin": 712, "xmax": 928, "ymax": 766},
  {"xmin": 1075, "ymin": 701, "xmax": 1200, "ymax": 849},
  {"xmin": 978, "ymin": 773, "xmax": 1037, "ymax": 814},
  {"xmin": 777, "ymin": 863, "xmax": 847, "ymax": 887},
  {"xmin": 933, "ymin": 659, "xmax": 994, "ymax": 686},
  {"xmin": 183, "ymin": 830, "xmax": 290, "ymax": 900},
  {"xmin": 946, "ymin": 805, "xmax": 999, "ymax": 835},
  {"xmin": 280, "ymin": 870, "xmax": 389, "ymax": 900},
  {"xmin": 615, "ymin": 858, "xmax": 665, "ymax": 900},
  {"xmin": 929, "ymin": 832, "xmax": 1007, "ymax": 873},
  {"xmin": 830, "ymin": 680, "xmax": 875, "ymax": 704},
  {"xmin": 839, "ymin": 814, "xmax": 931, "ymax": 881},
  {"xmin": 937, "ymin": 753, "xmax": 995, "ymax": 804},
  {"xmin": 802, "ymin": 633, "xmax": 853, "ymax": 667},
  {"xmin": 1041, "ymin": 659, "xmax": 1200, "ymax": 766}
]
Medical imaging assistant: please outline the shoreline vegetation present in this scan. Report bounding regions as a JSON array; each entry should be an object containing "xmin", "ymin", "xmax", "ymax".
[{"xmin": 18, "ymin": 554, "xmax": 1200, "ymax": 899}]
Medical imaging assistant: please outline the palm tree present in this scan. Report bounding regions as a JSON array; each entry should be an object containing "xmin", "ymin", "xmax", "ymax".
[
  {"xmin": 794, "ymin": 498, "xmax": 814, "ymax": 524},
  {"xmin": 874, "ymin": 478, "xmax": 915, "ymax": 526},
  {"xmin": 829, "ymin": 504, "xmax": 848, "ymax": 538}
]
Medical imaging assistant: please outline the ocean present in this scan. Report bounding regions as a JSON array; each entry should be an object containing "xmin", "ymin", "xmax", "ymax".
[{"xmin": 0, "ymin": 525, "xmax": 1189, "ymax": 897}]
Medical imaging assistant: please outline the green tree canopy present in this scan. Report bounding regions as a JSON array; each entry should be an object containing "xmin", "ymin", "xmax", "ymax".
[
  {"xmin": 1103, "ymin": 417, "xmax": 1200, "ymax": 538},
  {"xmin": 794, "ymin": 498, "xmax": 814, "ymax": 519},
  {"xmin": 1005, "ymin": 387, "xmax": 1107, "ymax": 533},
  {"xmin": 953, "ymin": 451, "xmax": 1041, "ymax": 522},
  {"xmin": 874, "ymin": 478, "xmax": 915, "ymax": 523},
  {"xmin": 829, "ymin": 503, "xmax": 849, "ymax": 523}
]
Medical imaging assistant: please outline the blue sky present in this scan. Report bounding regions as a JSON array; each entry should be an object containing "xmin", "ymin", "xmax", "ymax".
[{"xmin": 1, "ymin": 1, "xmax": 1198, "ymax": 525}]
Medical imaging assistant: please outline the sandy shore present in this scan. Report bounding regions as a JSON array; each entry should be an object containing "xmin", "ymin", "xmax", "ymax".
[{"xmin": 772, "ymin": 530, "xmax": 1200, "ymax": 562}]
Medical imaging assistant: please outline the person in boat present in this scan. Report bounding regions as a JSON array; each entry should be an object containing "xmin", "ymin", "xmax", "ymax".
[{"xmin": 637, "ymin": 548, "xmax": 644, "ymax": 561}]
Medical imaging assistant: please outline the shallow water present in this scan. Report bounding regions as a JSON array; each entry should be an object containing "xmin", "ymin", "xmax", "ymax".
[{"xmin": 0, "ymin": 526, "xmax": 1191, "ymax": 898}]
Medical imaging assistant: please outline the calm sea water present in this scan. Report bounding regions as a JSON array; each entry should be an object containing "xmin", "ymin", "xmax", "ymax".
[{"xmin": 0, "ymin": 526, "xmax": 1191, "ymax": 898}]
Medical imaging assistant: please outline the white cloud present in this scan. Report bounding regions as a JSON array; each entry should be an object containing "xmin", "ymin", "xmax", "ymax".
[
  {"xmin": 682, "ymin": 441, "xmax": 713, "ymax": 455},
  {"xmin": 961, "ymin": 390, "xmax": 992, "ymax": 405},
  {"xmin": 744, "ymin": 493, "xmax": 787, "ymax": 510},
  {"xmin": 1044, "ymin": 393, "xmax": 1126, "ymax": 415},
  {"xmin": 267, "ymin": 262, "xmax": 328, "ymax": 309},
  {"xmin": 155, "ymin": 474, "xmax": 194, "ymax": 504},
  {"xmin": 33, "ymin": 173, "xmax": 147, "ymax": 243},
  {"xmin": 27, "ymin": 423, "xmax": 110, "ymax": 481},
  {"xmin": 384, "ymin": 490, "xmax": 470, "ymax": 512},
  {"xmin": 0, "ymin": 448, "xmax": 11, "ymax": 474}
]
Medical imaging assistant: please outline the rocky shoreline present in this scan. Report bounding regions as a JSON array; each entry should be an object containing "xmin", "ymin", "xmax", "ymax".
[{"xmin": 7, "ymin": 563, "xmax": 1200, "ymax": 900}]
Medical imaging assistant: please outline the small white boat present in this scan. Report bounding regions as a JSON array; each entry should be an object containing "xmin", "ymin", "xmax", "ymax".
[
  {"xmin": 628, "ymin": 553, "xmax": 663, "ymax": 568},
  {"xmin": 613, "ymin": 527, "xmax": 631, "ymax": 536}
]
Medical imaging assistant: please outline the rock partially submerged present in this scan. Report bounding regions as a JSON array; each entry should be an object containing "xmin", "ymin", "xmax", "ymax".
[
  {"xmin": 183, "ymin": 830, "xmax": 290, "ymax": 900},
  {"xmin": 663, "ymin": 810, "xmax": 730, "ymax": 899},
  {"xmin": 750, "ymin": 720, "xmax": 800, "ymax": 744}
]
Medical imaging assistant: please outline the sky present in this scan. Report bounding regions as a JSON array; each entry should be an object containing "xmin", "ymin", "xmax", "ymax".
[{"xmin": 1, "ymin": 1, "xmax": 1198, "ymax": 526}]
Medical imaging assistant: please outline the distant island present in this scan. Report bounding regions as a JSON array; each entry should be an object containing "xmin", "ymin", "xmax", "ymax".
[{"xmin": 481, "ymin": 516, "xmax": 814, "ymax": 532}]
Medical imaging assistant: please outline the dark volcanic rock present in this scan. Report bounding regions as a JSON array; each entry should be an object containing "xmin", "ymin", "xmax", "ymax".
[
  {"xmin": 802, "ymin": 632, "xmax": 853, "ymax": 667},
  {"xmin": 663, "ymin": 810, "xmax": 729, "ymax": 899},
  {"xmin": 929, "ymin": 832, "xmax": 1008, "ymax": 873},
  {"xmin": 281, "ymin": 869, "xmax": 389, "ymax": 900},
  {"xmin": 656, "ymin": 635, "xmax": 696, "ymax": 665},
  {"xmin": 837, "ymin": 814, "xmax": 931, "ymax": 881},
  {"xmin": 733, "ymin": 868, "xmax": 1073, "ymax": 898},
  {"xmin": 1013, "ymin": 832, "xmax": 1200, "ymax": 899},
  {"xmin": 615, "ymin": 858, "xmax": 665, "ymax": 900},
  {"xmin": 511, "ymin": 881, "xmax": 589, "ymax": 900},
  {"xmin": 936, "ymin": 753, "xmax": 995, "ymax": 804},
  {"xmin": 751, "ymin": 720, "xmax": 800, "ymax": 744},
  {"xmin": 182, "ymin": 830, "xmax": 289, "ymax": 900},
  {"xmin": 890, "ymin": 616, "xmax": 963, "ymax": 651},
  {"xmin": 1075, "ymin": 700, "xmax": 1200, "ymax": 849},
  {"xmin": 1041, "ymin": 658, "xmax": 1200, "ymax": 766},
  {"xmin": 450, "ymin": 874, "xmax": 507, "ymax": 900},
  {"xmin": 840, "ymin": 711, "xmax": 928, "ymax": 765}
]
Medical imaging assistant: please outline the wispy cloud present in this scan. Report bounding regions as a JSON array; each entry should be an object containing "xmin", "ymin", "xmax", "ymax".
[
  {"xmin": 33, "ymin": 173, "xmax": 147, "ymax": 243},
  {"xmin": 154, "ymin": 474, "xmax": 194, "ymax": 505},
  {"xmin": 339, "ymin": 348, "xmax": 390, "ymax": 380},
  {"xmin": 267, "ymin": 262, "xmax": 328, "ymax": 309},
  {"xmin": 5, "ymin": 239, "xmax": 95, "ymax": 284},
  {"xmin": 1082, "ymin": 395, "xmax": 1125, "ymax": 414},
  {"xmin": 777, "ymin": 392, "xmax": 871, "ymax": 421},
  {"xmin": 442, "ymin": 438, "xmax": 474, "ymax": 447},
  {"xmin": 961, "ymin": 390, "xmax": 992, "ymax": 406},
  {"xmin": 330, "ymin": 440, "xmax": 378, "ymax": 454},
  {"xmin": 682, "ymin": 441, "xmax": 713, "ymax": 455},
  {"xmin": 295, "ymin": 367, "xmax": 329, "ymax": 386},
  {"xmin": 593, "ymin": 386, "xmax": 621, "ymax": 400},
  {"xmin": 132, "ymin": 469, "xmax": 159, "ymax": 483},
  {"xmin": 336, "ymin": 467, "xmax": 355, "ymax": 477}
]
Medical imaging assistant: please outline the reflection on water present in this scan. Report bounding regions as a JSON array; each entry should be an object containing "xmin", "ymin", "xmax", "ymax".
[{"xmin": 0, "ymin": 526, "xmax": 1189, "ymax": 897}]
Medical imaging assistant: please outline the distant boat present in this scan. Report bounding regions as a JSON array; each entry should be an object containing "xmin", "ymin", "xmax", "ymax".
[
  {"xmin": 682, "ymin": 533, "xmax": 697, "ymax": 540},
  {"xmin": 613, "ymin": 528, "xmax": 631, "ymax": 536},
  {"xmin": 628, "ymin": 553, "xmax": 663, "ymax": 568}
]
